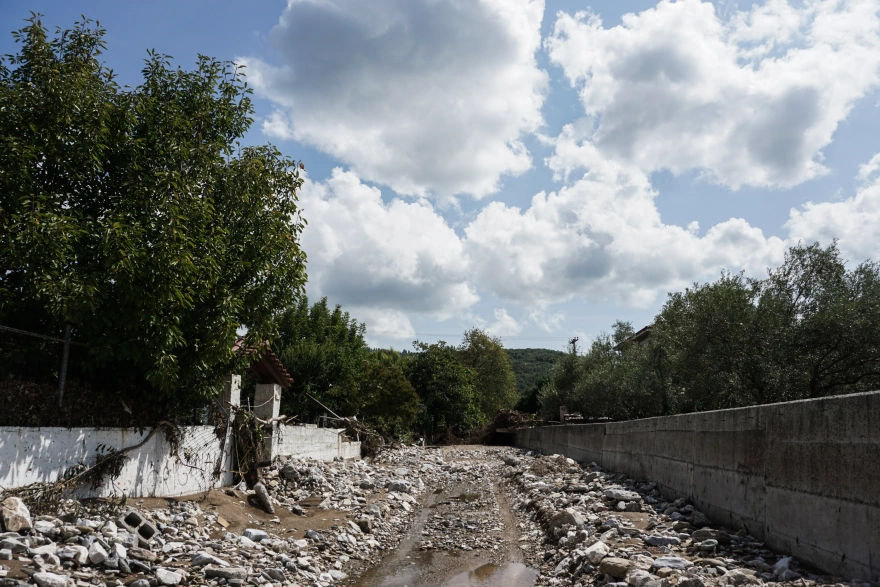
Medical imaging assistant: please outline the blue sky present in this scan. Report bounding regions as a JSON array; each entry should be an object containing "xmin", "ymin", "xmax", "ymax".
[{"xmin": 4, "ymin": 0, "xmax": 880, "ymax": 351}]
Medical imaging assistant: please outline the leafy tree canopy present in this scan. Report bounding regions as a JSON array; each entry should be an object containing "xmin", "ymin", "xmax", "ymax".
[
  {"xmin": 273, "ymin": 296, "xmax": 368, "ymax": 421},
  {"xmin": 457, "ymin": 328, "xmax": 518, "ymax": 420},
  {"xmin": 0, "ymin": 16, "xmax": 307, "ymax": 408},
  {"xmin": 405, "ymin": 340, "xmax": 481, "ymax": 436},
  {"xmin": 538, "ymin": 242, "xmax": 880, "ymax": 421}
]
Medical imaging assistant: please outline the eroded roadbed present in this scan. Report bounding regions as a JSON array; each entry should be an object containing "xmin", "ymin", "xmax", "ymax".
[{"xmin": 352, "ymin": 447, "xmax": 537, "ymax": 587}]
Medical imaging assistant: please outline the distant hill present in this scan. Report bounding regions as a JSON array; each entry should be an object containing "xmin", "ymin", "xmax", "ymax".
[{"xmin": 505, "ymin": 348, "xmax": 566, "ymax": 395}]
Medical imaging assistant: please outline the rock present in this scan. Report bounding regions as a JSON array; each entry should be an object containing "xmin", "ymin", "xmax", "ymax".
[
  {"xmin": 31, "ymin": 573, "xmax": 66, "ymax": 587},
  {"xmin": 237, "ymin": 536, "xmax": 256, "ymax": 549},
  {"xmin": 548, "ymin": 508, "xmax": 584, "ymax": 531},
  {"xmin": 652, "ymin": 557, "xmax": 693, "ymax": 571},
  {"xmin": 626, "ymin": 569, "xmax": 657, "ymax": 587},
  {"xmin": 112, "ymin": 542, "xmax": 126, "ymax": 560},
  {"xmin": 155, "ymin": 568, "xmax": 182, "ymax": 586},
  {"xmin": 0, "ymin": 539, "xmax": 26, "ymax": 554},
  {"xmin": 689, "ymin": 511, "xmax": 710, "ymax": 528},
  {"xmin": 0, "ymin": 549, "xmax": 11, "ymax": 560},
  {"xmin": 599, "ymin": 557, "xmax": 632, "ymax": 579},
  {"xmin": 584, "ymin": 540, "xmax": 610, "ymax": 564},
  {"xmin": 644, "ymin": 535, "xmax": 681, "ymax": 547},
  {"xmin": 387, "ymin": 480, "xmax": 412, "ymax": 493},
  {"xmin": 204, "ymin": 566, "xmax": 248, "ymax": 580},
  {"xmin": 356, "ymin": 519, "xmax": 373, "ymax": 533},
  {"xmin": 328, "ymin": 570, "xmax": 348, "ymax": 581},
  {"xmin": 55, "ymin": 545, "xmax": 87, "ymax": 565},
  {"xmin": 262, "ymin": 569, "xmax": 285, "ymax": 582},
  {"xmin": 191, "ymin": 552, "xmax": 230, "ymax": 567},
  {"xmin": 678, "ymin": 578, "xmax": 705, "ymax": 587},
  {"xmin": 604, "ymin": 488, "xmax": 641, "ymax": 502},
  {"xmin": 128, "ymin": 547, "xmax": 157, "ymax": 562},
  {"xmin": 242, "ymin": 528, "xmax": 269, "ymax": 542},
  {"xmin": 253, "ymin": 482, "xmax": 275, "ymax": 514},
  {"xmin": 99, "ymin": 521, "xmax": 117, "ymax": 537},
  {"xmin": 88, "ymin": 542, "xmax": 108, "ymax": 565},
  {"xmin": 130, "ymin": 580, "xmax": 151, "ymax": 587},
  {"xmin": 722, "ymin": 569, "xmax": 757, "ymax": 585},
  {"xmin": 0, "ymin": 498, "xmax": 32, "ymax": 532},
  {"xmin": 698, "ymin": 539, "xmax": 718, "ymax": 551},
  {"xmin": 32, "ymin": 521, "xmax": 56, "ymax": 535},
  {"xmin": 280, "ymin": 463, "xmax": 299, "ymax": 480},
  {"xmin": 32, "ymin": 553, "xmax": 60, "ymax": 569},
  {"xmin": 305, "ymin": 529, "xmax": 323, "ymax": 541}
]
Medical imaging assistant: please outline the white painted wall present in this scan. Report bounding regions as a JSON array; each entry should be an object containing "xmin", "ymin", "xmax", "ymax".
[
  {"xmin": 276, "ymin": 424, "xmax": 361, "ymax": 461},
  {"xmin": 0, "ymin": 426, "xmax": 223, "ymax": 498}
]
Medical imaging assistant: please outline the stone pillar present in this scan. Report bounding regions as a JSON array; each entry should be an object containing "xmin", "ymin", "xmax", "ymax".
[
  {"xmin": 219, "ymin": 375, "xmax": 241, "ymax": 487},
  {"xmin": 254, "ymin": 383, "xmax": 282, "ymax": 460}
]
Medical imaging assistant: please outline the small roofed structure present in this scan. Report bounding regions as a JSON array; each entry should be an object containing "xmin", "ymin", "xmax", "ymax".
[
  {"xmin": 232, "ymin": 339, "xmax": 293, "ymax": 388},
  {"xmin": 613, "ymin": 324, "xmax": 653, "ymax": 351}
]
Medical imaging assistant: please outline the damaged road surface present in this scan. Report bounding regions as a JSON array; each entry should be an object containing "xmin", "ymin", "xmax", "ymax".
[
  {"xmin": 352, "ymin": 446, "xmax": 537, "ymax": 587},
  {"xmin": 0, "ymin": 445, "xmax": 860, "ymax": 587}
]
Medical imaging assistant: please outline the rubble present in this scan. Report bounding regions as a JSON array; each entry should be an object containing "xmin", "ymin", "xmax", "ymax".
[
  {"xmin": 0, "ymin": 446, "xmax": 865, "ymax": 587},
  {"xmin": 500, "ymin": 451, "xmax": 855, "ymax": 587}
]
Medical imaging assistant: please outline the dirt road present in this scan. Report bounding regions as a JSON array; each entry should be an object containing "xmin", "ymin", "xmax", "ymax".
[{"xmin": 351, "ymin": 446, "xmax": 538, "ymax": 587}]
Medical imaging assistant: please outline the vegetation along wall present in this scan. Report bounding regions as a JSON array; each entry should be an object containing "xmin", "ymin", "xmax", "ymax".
[{"xmin": 514, "ymin": 390, "xmax": 880, "ymax": 582}]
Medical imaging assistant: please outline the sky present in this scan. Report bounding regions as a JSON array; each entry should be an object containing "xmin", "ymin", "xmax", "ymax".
[{"xmin": 3, "ymin": 0, "xmax": 880, "ymax": 351}]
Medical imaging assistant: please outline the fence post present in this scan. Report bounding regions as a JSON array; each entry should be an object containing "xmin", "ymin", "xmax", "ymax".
[
  {"xmin": 57, "ymin": 323, "xmax": 73, "ymax": 408},
  {"xmin": 254, "ymin": 383, "xmax": 281, "ymax": 460},
  {"xmin": 219, "ymin": 374, "xmax": 241, "ymax": 487}
]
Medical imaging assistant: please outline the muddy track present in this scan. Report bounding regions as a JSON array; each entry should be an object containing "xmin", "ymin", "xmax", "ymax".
[{"xmin": 350, "ymin": 447, "xmax": 538, "ymax": 587}]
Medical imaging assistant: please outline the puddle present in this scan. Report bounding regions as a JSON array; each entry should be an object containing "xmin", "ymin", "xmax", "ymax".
[
  {"xmin": 454, "ymin": 492, "xmax": 481, "ymax": 502},
  {"xmin": 441, "ymin": 563, "xmax": 538, "ymax": 587}
]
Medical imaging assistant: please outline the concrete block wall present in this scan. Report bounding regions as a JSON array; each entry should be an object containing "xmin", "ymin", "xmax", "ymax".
[
  {"xmin": 276, "ymin": 424, "xmax": 361, "ymax": 461},
  {"xmin": 0, "ymin": 425, "xmax": 223, "ymax": 498},
  {"xmin": 513, "ymin": 391, "xmax": 880, "ymax": 582}
]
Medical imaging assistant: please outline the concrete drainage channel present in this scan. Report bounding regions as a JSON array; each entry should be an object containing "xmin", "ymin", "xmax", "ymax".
[{"xmin": 0, "ymin": 445, "xmax": 867, "ymax": 587}]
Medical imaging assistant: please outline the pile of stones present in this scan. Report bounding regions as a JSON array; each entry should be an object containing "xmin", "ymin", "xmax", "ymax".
[
  {"xmin": 0, "ymin": 447, "xmax": 446, "ymax": 587},
  {"xmin": 500, "ymin": 452, "xmax": 850, "ymax": 587}
]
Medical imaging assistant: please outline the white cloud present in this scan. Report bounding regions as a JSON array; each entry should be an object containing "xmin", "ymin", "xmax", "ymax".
[
  {"xmin": 244, "ymin": 0, "xmax": 548, "ymax": 199},
  {"xmin": 465, "ymin": 134, "xmax": 788, "ymax": 306},
  {"xmin": 546, "ymin": 0, "xmax": 880, "ymax": 188},
  {"xmin": 481, "ymin": 308, "xmax": 523, "ymax": 337},
  {"xmin": 528, "ymin": 308, "xmax": 565, "ymax": 332},
  {"xmin": 787, "ymin": 153, "xmax": 880, "ymax": 262},
  {"xmin": 857, "ymin": 152, "xmax": 880, "ymax": 183},
  {"xmin": 299, "ymin": 168, "xmax": 478, "ymax": 326}
]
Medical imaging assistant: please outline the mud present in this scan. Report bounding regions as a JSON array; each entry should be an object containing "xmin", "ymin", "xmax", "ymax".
[{"xmin": 351, "ymin": 447, "xmax": 538, "ymax": 587}]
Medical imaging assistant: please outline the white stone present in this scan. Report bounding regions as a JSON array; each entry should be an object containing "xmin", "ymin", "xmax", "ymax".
[
  {"xmin": 1, "ymin": 497, "xmax": 32, "ymax": 532},
  {"xmin": 584, "ymin": 540, "xmax": 610, "ymax": 564},
  {"xmin": 32, "ymin": 572, "xmax": 67, "ymax": 587},
  {"xmin": 155, "ymin": 568, "xmax": 182, "ymax": 586},
  {"xmin": 88, "ymin": 542, "xmax": 108, "ymax": 564}
]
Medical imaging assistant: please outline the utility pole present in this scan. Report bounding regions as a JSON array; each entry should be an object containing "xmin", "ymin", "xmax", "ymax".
[{"xmin": 569, "ymin": 336, "xmax": 579, "ymax": 355}]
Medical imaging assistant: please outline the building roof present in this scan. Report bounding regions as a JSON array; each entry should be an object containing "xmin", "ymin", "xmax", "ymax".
[
  {"xmin": 232, "ymin": 339, "xmax": 294, "ymax": 388},
  {"xmin": 613, "ymin": 324, "xmax": 653, "ymax": 351}
]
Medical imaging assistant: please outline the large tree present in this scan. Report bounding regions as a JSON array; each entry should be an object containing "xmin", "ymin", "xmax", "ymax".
[
  {"xmin": 0, "ymin": 16, "xmax": 307, "ymax": 407},
  {"xmin": 457, "ymin": 328, "xmax": 518, "ymax": 420},
  {"xmin": 405, "ymin": 341, "xmax": 481, "ymax": 437},
  {"xmin": 273, "ymin": 297, "xmax": 369, "ymax": 421}
]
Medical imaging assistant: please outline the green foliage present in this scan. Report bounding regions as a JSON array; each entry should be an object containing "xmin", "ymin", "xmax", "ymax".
[
  {"xmin": 505, "ymin": 348, "xmax": 566, "ymax": 394},
  {"xmin": 538, "ymin": 242, "xmax": 880, "ymax": 421},
  {"xmin": 457, "ymin": 328, "xmax": 519, "ymax": 420},
  {"xmin": 405, "ymin": 341, "xmax": 481, "ymax": 435},
  {"xmin": 274, "ymin": 297, "xmax": 368, "ymax": 421},
  {"xmin": 0, "ymin": 16, "xmax": 307, "ymax": 407},
  {"xmin": 356, "ymin": 361, "xmax": 420, "ymax": 439}
]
